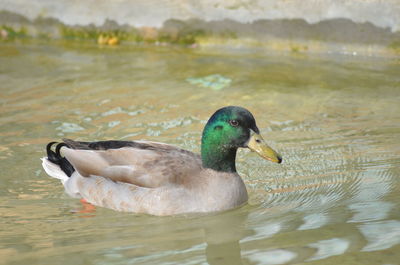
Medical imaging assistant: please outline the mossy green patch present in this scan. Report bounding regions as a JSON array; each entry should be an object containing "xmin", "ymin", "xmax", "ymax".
[
  {"xmin": 389, "ymin": 41, "xmax": 400, "ymax": 54},
  {"xmin": 0, "ymin": 25, "xmax": 28, "ymax": 39}
]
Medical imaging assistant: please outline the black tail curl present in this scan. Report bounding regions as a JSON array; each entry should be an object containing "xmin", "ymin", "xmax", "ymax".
[{"xmin": 46, "ymin": 142, "xmax": 75, "ymax": 177}]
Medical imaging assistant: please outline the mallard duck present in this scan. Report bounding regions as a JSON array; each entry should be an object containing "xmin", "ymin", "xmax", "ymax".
[{"xmin": 42, "ymin": 106, "xmax": 282, "ymax": 215}]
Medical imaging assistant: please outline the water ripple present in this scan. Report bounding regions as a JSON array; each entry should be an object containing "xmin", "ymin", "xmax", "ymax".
[
  {"xmin": 359, "ymin": 220, "xmax": 400, "ymax": 252},
  {"xmin": 245, "ymin": 249, "xmax": 297, "ymax": 265},
  {"xmin": 298, "ymin": 213, "xmax": 329, "ymax": 231},
  {"xmin": 307, "ymin": 238, "xmax": 350, "ymax": 261},
  {"xmin": 348, "ymin": 201, "xmax": 394, "ymax": 223}
]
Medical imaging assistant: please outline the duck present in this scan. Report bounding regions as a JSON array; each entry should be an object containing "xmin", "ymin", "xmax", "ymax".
[{"xmin": 42, "ymin": 106, "xmax": 282, "ymax": 216}]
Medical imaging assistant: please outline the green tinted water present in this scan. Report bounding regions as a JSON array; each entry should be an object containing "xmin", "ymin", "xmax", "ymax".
[{"xmin": 1, "ymin": 42, "xmax": 400, "ymax": 265}]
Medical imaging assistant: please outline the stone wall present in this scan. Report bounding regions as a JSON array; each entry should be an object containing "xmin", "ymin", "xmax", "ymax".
[{"xmin": 1, "ymin": 0, "xmax": 399, "ymax": 56}]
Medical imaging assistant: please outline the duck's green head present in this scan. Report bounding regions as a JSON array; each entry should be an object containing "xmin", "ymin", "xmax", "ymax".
[{"xmin": 201, "ymin": 106, "xmax": 282, "ymax": 172}]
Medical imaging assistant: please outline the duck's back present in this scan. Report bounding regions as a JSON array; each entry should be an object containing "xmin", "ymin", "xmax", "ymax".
[{"xmin": 60, "ymin": 139, "xmax": 202, "ymax": 187}]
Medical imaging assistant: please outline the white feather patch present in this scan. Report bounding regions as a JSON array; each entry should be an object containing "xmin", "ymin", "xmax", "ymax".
[{"xmin": 41, "ymin": 157, "xmax": 69, "ymax": 184}]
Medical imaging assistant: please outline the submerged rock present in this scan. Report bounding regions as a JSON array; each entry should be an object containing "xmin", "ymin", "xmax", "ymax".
[{"xmin": 186, "ymin": 74, "xmax": 232, "ymax": 90}]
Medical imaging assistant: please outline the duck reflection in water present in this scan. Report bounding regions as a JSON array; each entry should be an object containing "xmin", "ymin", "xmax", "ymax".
[{"xmin": 202, "ymin": 208, "xmax": 250, "ymax": 265}]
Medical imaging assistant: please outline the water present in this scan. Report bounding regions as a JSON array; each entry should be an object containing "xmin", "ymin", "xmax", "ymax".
[{"xmin": 1, "ymin": 41, "xmax": 400, "ymax": 265}]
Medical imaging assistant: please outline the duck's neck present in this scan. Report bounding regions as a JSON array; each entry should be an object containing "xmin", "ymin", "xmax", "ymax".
[{"xmin": 201, "ymin": 134, "xmax": 238, "ymax": 173}]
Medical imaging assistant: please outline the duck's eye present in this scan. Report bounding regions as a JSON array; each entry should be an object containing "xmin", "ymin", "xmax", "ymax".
[{"xmin": 229, "ymin": 119, "xmax": 239, "ymax": 127}]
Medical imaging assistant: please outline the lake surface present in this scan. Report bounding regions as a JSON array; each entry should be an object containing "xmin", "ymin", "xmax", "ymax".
[{"xmin": 1, "ymin": 41, "xmax": 399, "ymax": 265}]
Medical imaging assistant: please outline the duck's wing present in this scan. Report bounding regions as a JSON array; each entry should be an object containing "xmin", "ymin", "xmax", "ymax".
[{"xmin": 60, "ymin": 139, "xmax": 202, "ymax": 188}]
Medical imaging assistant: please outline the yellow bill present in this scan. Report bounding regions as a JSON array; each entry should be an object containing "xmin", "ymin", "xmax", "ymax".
[{"xmin": 247, "ymin": 132, "xmax": 282, "ymax": 163}]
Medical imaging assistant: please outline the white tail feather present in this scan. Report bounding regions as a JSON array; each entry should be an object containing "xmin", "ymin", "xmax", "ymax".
[{"xmin": 41, "ymin": 157, "xmax": 69, "ymax": 184}]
